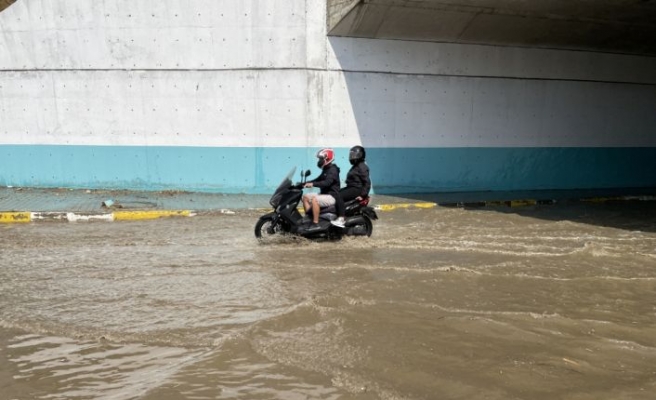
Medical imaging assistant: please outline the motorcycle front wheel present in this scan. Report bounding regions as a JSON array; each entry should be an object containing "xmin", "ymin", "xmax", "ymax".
[{"xmin": 254, "ymin": 215, "xmax": 280, "ymax": 240}]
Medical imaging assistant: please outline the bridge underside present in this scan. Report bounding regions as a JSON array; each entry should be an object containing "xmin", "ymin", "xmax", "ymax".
[
  {"xmin": 328, "ymin": 0, "xmax": 656, "ymax": 55},
  {"xmin": 0, "ymin": 0, "xmax": 15, "ymax": 13}
]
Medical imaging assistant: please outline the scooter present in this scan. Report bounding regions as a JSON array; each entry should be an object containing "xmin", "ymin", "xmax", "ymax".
[{"xmin": 254, "ymin": 168, "xmax": 378, "ymax": 241}]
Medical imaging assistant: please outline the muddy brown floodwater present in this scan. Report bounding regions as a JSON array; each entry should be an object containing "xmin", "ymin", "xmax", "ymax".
[{"xmin": 1, "ymin": 202, "xmax": 656, "ymax": 399}]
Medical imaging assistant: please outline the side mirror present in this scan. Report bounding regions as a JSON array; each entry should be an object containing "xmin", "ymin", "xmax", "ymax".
[{"xmin": 304, "ymin": 170, "xmax": 311, "ymax": 177}]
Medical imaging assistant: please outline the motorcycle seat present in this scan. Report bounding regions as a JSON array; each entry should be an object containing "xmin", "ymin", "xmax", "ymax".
[
  {"xmin": 319, "ymin": 196, "xmax": 370, "ymax": 216},
  {"xmin": 320, "ymin": 212, "xmax": 337, "ymax": 221},
  {"xmin": 321, "ymin": 205, "xmax": 337, "ymax": 214}
]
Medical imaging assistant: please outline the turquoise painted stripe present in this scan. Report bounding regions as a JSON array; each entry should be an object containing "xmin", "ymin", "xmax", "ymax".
[
  {"xmin": 1, "ymin": 145, "xmax": 655, "ymax": 194},
  {"xmin": 367, "ymin": 147, "xmax": 656, "ymax": 193},
  {"xmin": 0, "ymin": 145, "xmax": 320, "ymax": 193}
]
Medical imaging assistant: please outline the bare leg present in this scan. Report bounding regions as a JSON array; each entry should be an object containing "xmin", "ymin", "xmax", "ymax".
[
  {"xmin": 311, "ymin": 197, "xmax": 320, "ymax": 224},
  {"xmin": 302, "ymin": 195, "xmax": 311, "ymax": 214}
]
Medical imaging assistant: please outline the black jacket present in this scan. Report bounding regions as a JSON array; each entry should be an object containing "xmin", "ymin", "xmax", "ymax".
[
  {"xmin": 345, "ymin": 161, "xmax": 371, "ymax": 198},
  {"xmin": 309, "ymin": 163, "xmax": 341, "ymax": 197}
]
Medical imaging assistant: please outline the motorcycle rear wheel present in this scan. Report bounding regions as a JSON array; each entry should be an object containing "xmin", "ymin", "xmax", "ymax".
[
  {"xmin": 362, "ymin": 216, "xmax": 374, "ymax": 237},
  {"xmin": 347, "ymin": 215, "xmax": 374, "ymax": 237}
]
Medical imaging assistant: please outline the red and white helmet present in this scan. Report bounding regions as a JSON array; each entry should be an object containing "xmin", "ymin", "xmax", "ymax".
[{"xmin": 316, "ymin": 148, "xmax": 335, "ymax": 168}]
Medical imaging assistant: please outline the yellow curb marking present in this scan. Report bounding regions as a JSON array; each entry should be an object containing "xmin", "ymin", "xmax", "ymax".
[
  {"xmin": 0, "ymin": 212, "xmax": 31, "ymax": 223},
  {"xmin": 509, "ymin": 199, "xmax": 537, "ymax": 207},
  {"xmin": 254, "ymin": 203, "xmax": 437, "ymax": 213},
  {"xmin": 113, "ymin": 210, "xmax": 193, "ymax": 221},
  {"xmin": 376, "ymin": 202, "xmax": 437, "ymax": 211},
  {"xmin": 581, "ymin": 197, "xmax": 622, "ymax": 203}
]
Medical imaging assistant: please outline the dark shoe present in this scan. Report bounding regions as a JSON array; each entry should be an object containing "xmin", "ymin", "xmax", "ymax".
[{"xmin": 306, "ymin": 223, "xmax": 322, "ymax": 232}]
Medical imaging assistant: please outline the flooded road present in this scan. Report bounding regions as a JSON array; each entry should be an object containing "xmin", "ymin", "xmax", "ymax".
[{"xmin": 2, "ymin": 202, "xmax": 656, "ymax": 399}]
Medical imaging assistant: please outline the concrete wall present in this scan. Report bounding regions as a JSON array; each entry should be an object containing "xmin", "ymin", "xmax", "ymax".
[
  {"xmin": 0, "ymin": 0, "xmax": 337, "ymax": 192},
  {"xmin": 2, "ymin": 0, "xmax": 656, "ymax": 194},
  {"xmin": 325, "ymin": 38, "xmax": 656, "ymax": 192}
]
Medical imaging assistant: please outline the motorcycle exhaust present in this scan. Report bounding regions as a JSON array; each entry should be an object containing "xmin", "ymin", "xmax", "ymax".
[{"xmin": 345, "ymin": 215, "xmax": 365, "ymax": 227}]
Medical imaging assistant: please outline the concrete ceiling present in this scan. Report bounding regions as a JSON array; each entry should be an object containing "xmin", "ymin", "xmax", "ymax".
[
  {"xmin": 0, "ymin": 0, "xmax": 16, "ymax": 13},
  {"xmin": 328, "ymin": 0, "xmax": 656, "ymax": 55}
]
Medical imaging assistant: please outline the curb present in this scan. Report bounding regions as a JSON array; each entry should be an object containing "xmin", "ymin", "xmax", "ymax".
[
  {"xmin": 0, "ymin": 210, "xmax": 197, "ymax": 224},
  {"xmin": 0, "ymin": 200, "xmax": 563, "ymax": 224},
  {"xmin": 2, "ymin": 196, "xmax": 655, "ymax": 224},
  {"xmin": 437, "ymin": 199, "xmax": 554, "ymax": 208},
  {"xmin": 437, "ymin": 195, "xmax": 656, "ymax": 208},
  {"xmin": 1, "ymin": 203, "xmax": 435, "ymax": 223},
  {"xmin": 374, "ymin": 202, "xmax": 438, "ymax": 211}
]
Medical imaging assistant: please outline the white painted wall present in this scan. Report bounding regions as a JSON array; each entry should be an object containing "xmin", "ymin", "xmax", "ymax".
[
  {"xmin": 1, "ymin": 70, "xmax": 310, "ymax": 146},
  {"xmin": 0, "ymin": 0, "xmax": 312, "ymax": 70},
  {"xmin": 320, "ymin": 69, "xmax": 656, "ymax": 148},
  {"xmin": 327, "ymin": 37, "xmax": 656, "ymax": 85},
  {"xmin": 0, "ymin": 0, "xmax": 343, "ymax": 148},
  {"xmin": 323, "ymin": 37, "xmax": 656, "ymax": 148}
]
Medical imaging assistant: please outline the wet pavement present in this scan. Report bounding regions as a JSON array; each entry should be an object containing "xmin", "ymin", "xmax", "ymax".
[{"xmin": 2, "ymin": 201, "xmax": 656, "ymax": 399}]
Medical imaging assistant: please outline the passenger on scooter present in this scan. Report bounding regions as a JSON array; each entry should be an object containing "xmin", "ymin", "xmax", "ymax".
[
  {"xmin": 303, "ymin": 148, "xmax": 341, "ymax": 230},
  {"xmin": 331, "ymin": 145, "xmax": 371, "ymax": 228}
]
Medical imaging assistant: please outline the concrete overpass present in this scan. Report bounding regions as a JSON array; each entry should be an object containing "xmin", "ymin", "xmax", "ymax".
[
  {"xmin": 327, "ymin": 0, "xmax": 656, "ymax": 55},
  {"xmin": 4, "ymin": 0, "xmax": 655, "ymax": 55},
  {"xmin": 0, "ymin": 0, "xmax": 14, "ymax": 13},
  {"xmin": 1, "ymin": 0, "xmax": 655, "ymax": 194}
]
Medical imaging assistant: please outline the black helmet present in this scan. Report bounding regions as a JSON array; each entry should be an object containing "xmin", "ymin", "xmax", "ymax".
[{"xmin": 349, "ymin": 145, "xmax": 366, "ymax": 165}]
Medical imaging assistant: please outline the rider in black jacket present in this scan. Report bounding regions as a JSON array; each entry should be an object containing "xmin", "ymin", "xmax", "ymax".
[
  {"xmin": 303, "ymin": 148, "xmax": 341, "ymax": 229},
  {"xmin": 331, "ymin": 146, "xmax": 371, "ymax": 228}
]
